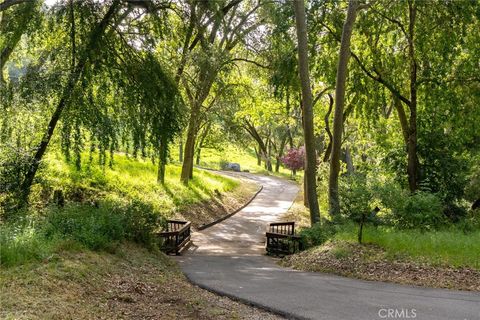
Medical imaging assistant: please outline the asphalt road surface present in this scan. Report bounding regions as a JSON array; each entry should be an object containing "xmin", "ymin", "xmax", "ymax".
[{"xmin": 178, "ymin": 172, "xmax": 480, "ymax": 320}]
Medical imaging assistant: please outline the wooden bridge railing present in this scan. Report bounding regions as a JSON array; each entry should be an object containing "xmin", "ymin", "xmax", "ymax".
[
  {"xmin": 158, "ymin": 220, "xmax": 192, "ymax": 255},
  {"xmin": 265, "ymin": 222, "xmax": 302, "ymax": 256}
]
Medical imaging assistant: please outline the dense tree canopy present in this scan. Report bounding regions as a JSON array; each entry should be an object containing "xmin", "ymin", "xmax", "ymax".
[{"xmin": 1, "ymin": 0, "xmax": 479, "ymax": 225}]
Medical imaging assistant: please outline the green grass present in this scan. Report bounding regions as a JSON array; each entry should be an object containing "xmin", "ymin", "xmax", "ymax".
[
  {"xmin": 39, "ymin": 152, "xmax": 239, "ymax": 214},
  {"xmin": 334, "ymin": 224, "xmax": 480, "ymax": 269},
  {"xmin": 169, "ymin": 143, "xmax": 301, "ymax": 181},
  {"xmin": 1, "ymin": 151, "xmax": 240, "ymax": 267}
]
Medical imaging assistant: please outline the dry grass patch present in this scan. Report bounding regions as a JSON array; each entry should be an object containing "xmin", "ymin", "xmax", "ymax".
[{"xmin": 0, "ymin": 244, "xmax": 282, "ymax": 319}]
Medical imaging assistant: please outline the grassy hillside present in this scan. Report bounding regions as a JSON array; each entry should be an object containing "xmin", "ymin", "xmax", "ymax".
[
  {"xmin": 170, "ymin": 143, "xmax": 299, "ymax": 179},
  {"xmin": 0, "ymin": 152, "xmax": 243, "ymax": 267},
  {"xmin": 38, "ymin": 152, "xmax": 240, "ymax": 215}
]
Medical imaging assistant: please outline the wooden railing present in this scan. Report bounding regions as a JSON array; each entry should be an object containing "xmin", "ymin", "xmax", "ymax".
[
  {"xmin": 158, "ymin": 220, "xmax": 192, "ymax": 255},
  {"xmin": 265, "ymin": 222, "xmax": 302, "ymax": 256}
]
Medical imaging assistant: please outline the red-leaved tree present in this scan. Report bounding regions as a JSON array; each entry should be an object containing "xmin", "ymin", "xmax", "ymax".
[{"xmin": 281, "ymin": 147, "xmax": 305, "ymax": 175}]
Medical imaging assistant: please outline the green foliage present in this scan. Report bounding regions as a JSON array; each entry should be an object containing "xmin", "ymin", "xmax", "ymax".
[
  {"xmin": 0, "ymin": 222, "xmax": 53, "ymax": 267},
  {"xmin": 339, "ymin": 173, "xmax": 372, "ymax": 221},
  {"xmin": 338, "ymin": 174, "xmax": 447, "ymax": 230},
  {"xmin": 373, "ymin": 181, "xmax": 444, "ymax": 229},
  {"xmin": 397, "ymin": 192, "xmax": 445, "ymax": 230},
  {"xmin": 0, "ymin": 200, "xmax": 164, "ymax": 267},
  {"xmin": 335, "ymin": 224, "xmax": 480, "ymax": 269},
  {"xmin": 0, "ymin": 152, "xmax": 238, "ymax": 267},
  {"xmin": 299, "ymin": 222, "xmax": 337, "ymax": 249},
  {"xmin": 0, "ymin": 145, "xmax": 35, "ymax": 214},
  {"xmin": 43, "ymin": 200, "xmax": 163, "ymax": 251},
  {"xmin": 464, "ymin": 163, "xmax": 480, "ymax": 203}
]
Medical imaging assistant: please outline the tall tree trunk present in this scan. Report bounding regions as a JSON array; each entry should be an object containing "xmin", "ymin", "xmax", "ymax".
[
  {"xmin": 244, "ymin": 120, "xmax": 271, "ymax": 171},
  {"xmin": 266, "ymin": 136, "xmax": 273, "ymax": 172},
  {"xmin": 407, "ymin": 0, "xmax": 418, "ymax": 192},
  {"xmin": 329, "ymin": 0, "xmax": 359, "ymax": 217},
  {"xmin": 181, "ymin": 105, "xmax": 199, "ymax": 184},
  {"xmin": 254, "ymin": 146, "xmax": 261, "ymax": 166},
  {"xmin": 157, "ymin": 136, "xmax": 168, "ymax": 184},
  {"xmin": 323, "ymin": 93, "xmax": 334, "ymax": 162},
  {"xmin": 178, "ymin": 137, "xmax": 183, "ymax": 162},
  {"xmin": 303, "ymin": 176, "xmax": 309, "ymax": 208},
  {"xmin": 195, "ymin": 147, "xmax": 201, "ymax": 166},
  {"xmin": 195, "ymin": 122, "xmax": 210, "ymax": 166},
  {"xmin": 20, "ymin": 0, "xmax": 120, "ymax": 202},
  {"xmin": 393, "ymin": 95, "xmax": 409, "ymax": 145},
  {"xmin": 275, "ymin": 132, "xmax": 288, "ymax": 173},
  {"xmin": 293, "ymin": 0, "xmax": 320, "ymax": 225}
]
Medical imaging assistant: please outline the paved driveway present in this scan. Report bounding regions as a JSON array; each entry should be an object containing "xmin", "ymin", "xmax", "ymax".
[{"xmin": 177, "ymin": 172, "xmax": 480, "ymax": 320}]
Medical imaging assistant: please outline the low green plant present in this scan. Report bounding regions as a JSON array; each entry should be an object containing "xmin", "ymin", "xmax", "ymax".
[
  {"xmin": 393, "ymin": 191, "xmax": 444, "ymax": 229},
  {"xmin": 1, "ymin": 201, "xmax": 165, "ymax": 267},
  {"xmin": 299, "ymin": 222, "xmax": 337, "ymax": 249},
  {"xmin": 0, "ymin": 222, "xmax": 53, "ymax": 267},
  {"xmin": 334, "ymin": 223, "xmax": 480, "ymax": 269}
]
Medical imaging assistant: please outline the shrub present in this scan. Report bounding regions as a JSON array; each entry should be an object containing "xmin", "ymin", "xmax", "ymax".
[
  {"xmin": 443, "ymin": 203, "xmax": 468, "ymax": 223},
  {"xmin": 42, "ymin": 200, "xmax": 164, "ymax": 251},
  {"xmin": 1, "ymin": 198, "xmax": 165, "ymax": 267},
  {"xmin": 43, "ymin": 204, "xmax": 127, "ymax": 251},
  {"xmin": 299, "ymin": 222, "xmax": 337, "ymax": 249},
  {"xmin": 464, "ymin": 165, "xmax": 480, "ymax": 208},
  {"xmin": 339, "ymin": 173, "xmax": 372, "ymax": 222},
  {"xmin": 367, "ymin": 178, "xmax": 446, "ymax": 230},
  {"xmin": 0, "ymin": 145, "xmax": 38, "ymax": 217},
  {"xmin": 0, "ymin": 222, "xmax": 52, "ymax": 267},
  {"xmin": 392, "ymin": 191, "xmax": 445, "ymax": 230}
]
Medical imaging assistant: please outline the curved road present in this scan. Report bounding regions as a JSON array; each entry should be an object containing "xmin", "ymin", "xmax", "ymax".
[{"xmin": 177, "ymin": 173, "xmax": 480, "ymax": 320}]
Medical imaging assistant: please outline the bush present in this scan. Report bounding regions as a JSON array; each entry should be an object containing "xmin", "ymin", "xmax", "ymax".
[
  {"xmin": 299, "ymin": 222, "xmax": 337, "ymax": 249},
  {"xmin": 464, "ymin": 165, "xmax": 480, "ymax": 208},
  {"xmin": 443, "ymin": 203, "xmax": 468, "ymax": 223},
  {"xmin": 43, "ymin": 200, "xmax": 164, "ymax": 251},
  {"xmin": 0, "ymin": 145, "xmax": 38, "ymax": 217},
  {"xmin": 339, "ymin": 173, "xmax": 372, "ymax": 222},
  {"xmin": 43, "ymin": 204, "xmax": 126, "ymax": 251},
  {"xmin": 0, "ymin": 222, "xmax": 52, "ymax": 267},
  {"xmin": 356, "ymin": 177, "xmax": 447, "ymax": 230},
  {"xmin": 391, "ymin": 191, "xmax": 445, "ymax": 230}
]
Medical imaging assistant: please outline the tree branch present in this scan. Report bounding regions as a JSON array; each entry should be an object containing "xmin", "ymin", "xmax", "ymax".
[
  {"xmin": 0, "ymin": 0, "xmax": 28, "ymax": 12},
  {"xmin": 230, "ymin": 57, "xmax": 269, "ymax": 69}
]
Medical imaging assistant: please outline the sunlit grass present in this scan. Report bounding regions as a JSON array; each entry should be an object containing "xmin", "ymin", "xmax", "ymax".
[
  {"xmin": 42, "ymin": 152, "xmax": 239, "ymax": 215},
  {"xmin": 1, "ymin": 151, "xmax": 240, "ymax": 267},
  {"xmin": 335, "ymin": 224, "xmax": 480, "ymax": 269},
  {"xmin": 178, "ymin": 143, "xmax": 301, "ymax": 181}
]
